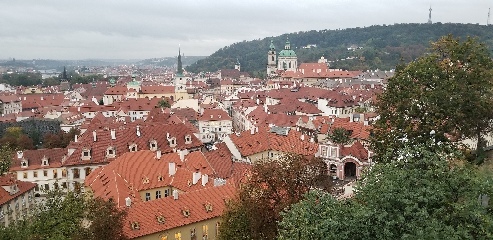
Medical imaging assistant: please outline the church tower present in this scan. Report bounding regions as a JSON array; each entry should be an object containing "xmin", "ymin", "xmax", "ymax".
[
  {"xmin": 174, "ymin": 47, "xmax": 189, "ymax": 100},
  {"xmin": 267, "ymin": 40, "xmax": 277, "ymax": 76},
  {"xmin": 277, "ymin": 38, "xmax": 297, "ymax": 72}
]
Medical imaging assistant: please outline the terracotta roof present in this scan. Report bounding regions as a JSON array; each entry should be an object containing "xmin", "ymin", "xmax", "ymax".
[
  {"xmin": 63, "ymin": 122, "xmax": 203, "ymax": 166},
  {"xmin": 229, "ymin": 127, "xmax": 318, "ymax": 157},
  {"xmin": 331, "ymin": 117, "xmax": 371, "ymax": 140},
  {"xmin": 0, "ymin": 174, "xmax": 36, "ymax": 206},
  {"xmin": 85, "ymin": 150, "xmax": 219, "ymax": 208},
  {"xmin": 340, "ymin": 141, "xmax": 369, "ymax": 161},
  {"xmin": 140, "ymin": 86, "xmax": 175, "ymax": 94},
  {"xmin": 10, "ymin": 148, "xmax": 66, "ymax": 171},
  {"xmin": 122, "ymin": 184, "xmax": 236, "ymax": 239},
  {"xmin": 198, "ymin": 109, "xmax": 231, "ymax": 121},
  {"xmin": 202, "ymin": 143, "xmax": 234, "ymax": 179}
]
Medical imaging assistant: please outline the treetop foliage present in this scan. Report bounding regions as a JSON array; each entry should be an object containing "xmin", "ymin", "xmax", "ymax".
[{"xmin": 371, "ymin": 35, "xmax": 493, "ymax": 163}]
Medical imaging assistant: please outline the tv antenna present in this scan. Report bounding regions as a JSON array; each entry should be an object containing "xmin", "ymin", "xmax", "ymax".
[{"xmin": 488, "ymin": 8, "xmax": 491, "ymax": 26}]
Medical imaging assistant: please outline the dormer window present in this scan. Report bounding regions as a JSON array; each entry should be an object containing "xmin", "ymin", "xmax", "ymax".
[
  {"xmin": 106, "ymin": 146, "xmax": 116, "ymax": 158},
  {"xmin": 129, "ymin": 143, "xmax": 138, "ymax": 152},
  {"xmin": 81, "ymin": 148, "xmax": 91, "ymax": 160},
  {"xmin": 168, "ymin": 137, "xmax": 177, "ymax": 147},
  {"xmin": 184, "ymin": 135, "xmax": 192, "ymax": 144},
  {"xmin": 149, "ymin": 139, "xmax": 158, "ymax": 151},
  {"xmin": 182, "ymin": 208, "xmax": 191, "ymax": 218},
  {"xmin": 131, "ymin": 221, "xmax": 140, "ymax": 230},
  {"xmin": 41, "ymin": 156, "xmax": 49, "ymax": 166},
  {"xmin": 21, "ymin": 159, "xmax": 28, "ymax": 168}
]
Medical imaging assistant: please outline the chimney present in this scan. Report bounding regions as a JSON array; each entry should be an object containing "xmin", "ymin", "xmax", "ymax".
[
  {"xmin": 136, "ymin": 126, "xmax": 141, "ymax": 137},
  {"xmin": 92, "ymin": 130, "xmax": 97, "ymax": 142},
  {"xmin": 77, "ymin": 106, "xmax": 80, "ymax": 112},
  {"xmin": 166, "ymin": 132, "xmax": 170, "ymax": 139},
  {"xmin": 111, "ymin": 129, "xmax": 116, "ymax": 140},
  {"xmin": 255, "ymin": 127, "xmax": 258, "ymax": 133},
  {"xmin": 201, "ymin": 174, "xmax": 209, "ymax": 186},
  {"xmin": 256, "ymin": 98, "xmax": 259, "ymax": 105},
  {"xmin": 349, "ymin": 114, "xmax": 353, "ymax": 122},
  {"xmin": 300, "ymin": 134, "xmax": 305, "ymax": 141},
  {"xmin": 250, "ymin": 128, "xmax": 255, "ymax": 135},
  {"xmin": 16, "ymin": 151, "xmax": 23, "ymax": 159},
  {"xmin": 310, "ymin": 137, "xmax": 314, "ymax": 143},
  {"xmin": 169, "ymin": 162, "xmax": 176, "ymax": 176},
  {"xmin": 173, "ymin": 189, "xmax": 179, "ymax": 200},
  {"xmin": 156, "ymin": 150, "xmax": 162, "ymax": 159},
  {"xmin": 74, "ymin": 134, "xmax": 78, "ymax": 143},
  {"xmin": 125, "ymin": 197, "xmax": 132, "ymax": 207},
  {"xmin": 179, "ymin": 151, "xmax": 185, "ymax": 161},
  {"xmin": 192, "ymin": 171, "xmax": 201, "ymax": 185}
]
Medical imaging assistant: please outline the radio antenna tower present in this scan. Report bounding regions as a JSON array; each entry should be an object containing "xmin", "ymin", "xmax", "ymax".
[
  {"xmin": 427, "ymin": 6, "xmax": 433, "ymax": 24},
  {"xmin": 488, "ymin": 8, "xmax": 491, "ymax": 26}
]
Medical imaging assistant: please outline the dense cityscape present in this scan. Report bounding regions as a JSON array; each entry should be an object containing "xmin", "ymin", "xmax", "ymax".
[{"xmin": 1, "ymin": 2, "xmax": 493, "ymax": 239}]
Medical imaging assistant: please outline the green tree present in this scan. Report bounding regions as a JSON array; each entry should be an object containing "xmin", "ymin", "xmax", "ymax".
[
  {"xmin": 0, "ymin": 145, "xmax": 14, "ymax": 175},
  {"xmin": 156, "ymin": 99, "xmax": 171, "ymax": 108},
  {"xmin": 372, "ymin": 35, "xmax": 493, "ymax": 163},
  {"xmin": 0, "ymin": 127, "xmax": 35, "ymax": 150},
  {"xmin": 0, "ymin": 189, "xmax": 127, "ymax": 240},
  {"xmin": 219, "ymin": 154, "xmax": 330, "ymax": 240},
  {"xmin": 278, "ymin": 142, "xmax": 493, "ymax": 239},
  {"xmin": 327, "ymin": 127, "xmax": 352, "ymax": 145}
]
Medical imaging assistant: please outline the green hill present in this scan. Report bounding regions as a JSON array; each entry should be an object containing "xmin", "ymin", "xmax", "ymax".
[{"xmin": 186, "ymin": 23, "xmax": 493, "ymax": 77}]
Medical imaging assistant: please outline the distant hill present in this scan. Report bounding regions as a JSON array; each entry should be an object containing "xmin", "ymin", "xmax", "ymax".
[
  {"xmin": 135, "ymin": 56, "xmax": 206, "ymax": 67},
  {"xmin": 186, "ymin": 23, "xmax": 493, "ymax": 77},
  {"xmin": 0, "ymin": 56, "xmax": 206, "ymax": 70}
]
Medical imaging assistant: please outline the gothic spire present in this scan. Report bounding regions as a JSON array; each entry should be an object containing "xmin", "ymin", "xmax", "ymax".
[{"xmin": 177, "ymin": 46, "xmax": 183, "ymax": 75}]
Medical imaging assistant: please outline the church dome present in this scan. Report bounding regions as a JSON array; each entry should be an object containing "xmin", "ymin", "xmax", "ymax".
[
  {"xmin": 278, "ymin": 38, "xmax": 296, "ymax": 57},
  {"xmin": 278, "ymin": 49, "xmax": 296, "ymax": 57}
]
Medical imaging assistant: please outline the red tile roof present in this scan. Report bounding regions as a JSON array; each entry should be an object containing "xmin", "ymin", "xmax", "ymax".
[
  {"xmin": 10, "ymin": 148, "xmax": 66, "ymax": 171},
  {"xmin": 85, "ymin": 150, "xmax": 219, "ymax": 208},
  {"xmin": 229, "ymin": 127, "xmax": 318, "ymax": 157},
  {"xmin": 122, "ymin": 184, "xmax": 236, "ymax": 239},
  {"xmin": 63, "ymin": 122, "xmax": 203, "ymax": 166},
  {"xmin": 198, "ymin": 109, "xmax": 231, "ymax": 121},
  {"xmin": 0, "ymin": 174, "xmax": 36, "ymax": 206}
]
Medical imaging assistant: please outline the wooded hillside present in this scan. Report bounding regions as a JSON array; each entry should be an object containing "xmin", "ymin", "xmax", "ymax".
[{"xmin": 186, "ymin": 23, "xmax": 493, "ymax": 76}]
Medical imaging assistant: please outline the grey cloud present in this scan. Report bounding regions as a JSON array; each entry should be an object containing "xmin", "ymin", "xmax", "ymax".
[{"xmin": 0, "ymin": 0, "xmax": 490, "ymax": 60}]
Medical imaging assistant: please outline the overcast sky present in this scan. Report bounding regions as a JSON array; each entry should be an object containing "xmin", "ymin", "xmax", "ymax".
[{"xmin": 0, "ymin": 0, "xmax": 490, "ymax": 60}]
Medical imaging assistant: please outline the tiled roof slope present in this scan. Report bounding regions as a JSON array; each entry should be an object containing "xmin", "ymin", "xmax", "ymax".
[
  {"xmin": 229, "ymin": 127, "xmax": 318, "ymax": 157},
  {"xmin": 198, "ymin": 109, "xmax": 231, "ymax": 121},
  {"xmin": 123, "ymin": 184, "xmax": 236, "ymax": 239},
  {"xmin": 63, "ymin": 122, "xmax": 203, "ymax": 166},
  {"xmin": 202, "ymin": 143, "xmax": 234, "ymax": 179},
  {"xmin": 10, "ymin": 148, "xmax": 66, "ymax": 171},
  {"xmin": 0, "ymin": 174, "xmax": 36, "ymax": 206},
  {"xmin": 85, "ymin": 150, "xmax": 218, "ymax": 209}
]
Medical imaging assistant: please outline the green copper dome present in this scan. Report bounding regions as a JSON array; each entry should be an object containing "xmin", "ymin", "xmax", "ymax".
[
  {"xmin": 269, "ymin": 40, "xmax": 276, "ymax": 51},
  {"xmin": 278, "ymin": 38, "xmax": 296, "ymax": 57}
]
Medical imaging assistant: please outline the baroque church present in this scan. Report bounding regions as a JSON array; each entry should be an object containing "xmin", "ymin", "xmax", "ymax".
[{"xmin": 266, "ymin": 38, "xmax": 298, "ymax": 76}]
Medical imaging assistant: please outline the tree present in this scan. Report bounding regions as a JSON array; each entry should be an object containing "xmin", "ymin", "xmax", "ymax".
[
  {"xmin": 0, "ymin": 189, "xmax": 127, "ymax": 240},
  {"xmin": 0, "ymin": 145, "xmax": 14, "ymax": 175},
  {"xmin": 0, "ymin": 127, "xmax": 34, "ymax": 150},
  {"xmin": 372, "ymin": 35, "xmax": 493, "ymax": 163},
  {"xmin": 156, "ymin": 99, "xmax": 171, "ymax": 108},
  {"xmin": 327, "ymin": 127, "xmax": 352, "ymax": 145},
  {"xmin": 76, "ymin": 198, "xmax": 127, "ymax": 240},
  {"xmin": 278, "ymin": 142, "xmax": 493, "ymax": 239},
  {"xmin": 43, "ymin": 128, "xmax": 80, "ymax": 149},
  {"xmin": 219, "ymin": 154, "xmax": 330, "ymax": 240}
]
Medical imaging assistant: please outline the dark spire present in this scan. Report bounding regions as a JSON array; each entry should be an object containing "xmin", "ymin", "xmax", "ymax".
[
  {"xmin": 62, "ymin": 66, "xmax": 68, "ymax": 80},
  {"xmin": 177, "ymin": 46, "xmax": 183, "ymax": 75}
]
